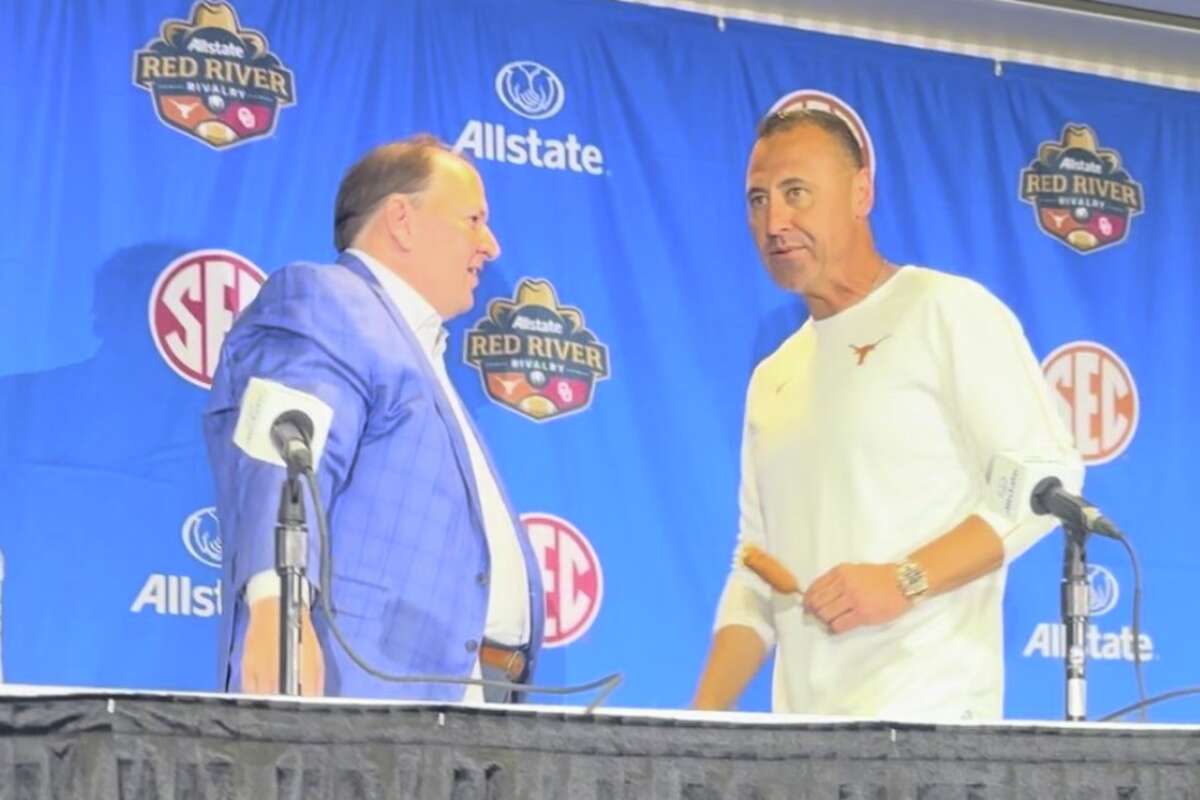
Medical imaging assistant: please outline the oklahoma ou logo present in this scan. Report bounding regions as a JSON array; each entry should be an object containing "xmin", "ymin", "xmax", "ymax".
[
  {"xmin": 149, "ymin": 249, "xmax": 265, "ymax": 388},
  {"xmin": 1042, "ymin": 341, "xmax": 1138, "ymax": 465},
  {"xmin": 522, "ymin": 513, "xmax": 603, "ymax": 647}
]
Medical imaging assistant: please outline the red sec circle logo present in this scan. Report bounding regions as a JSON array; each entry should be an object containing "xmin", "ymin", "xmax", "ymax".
[
  {"xmin": 149, "ymin": 250, "xmax": 266, "ymax": 388},
  {"xmin": 767, "ymin": 89, "xmax": 876, "ymax": 181},
  {"xmin": 1042, "ymin": 341, "xmax": 1139, "ymax": 465},
  {"xmin": 522, "ymin": 513, "xmax": 603, "ymax": 648}
]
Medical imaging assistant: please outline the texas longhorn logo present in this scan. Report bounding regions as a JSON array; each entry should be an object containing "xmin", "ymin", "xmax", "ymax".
[
  {"xmin": 133, "ymin": 1, "xmax": 296, "ymax": 149},
  {"xmin": 465, "ymin": 279, "xmax": 610, "ymax": 422},
  {"xmin": 1019, "ymin": 124, "xmax": 1144, "ymax": 254},
  {"xmin": 850, "ymin": 335, "xmax": 889, "ymax": 365}
]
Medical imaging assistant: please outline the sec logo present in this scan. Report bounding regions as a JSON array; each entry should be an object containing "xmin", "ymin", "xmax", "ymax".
[
  {"xmin": 522, "ymin": 513, "xmax": 603, "ymax": 648},
  {"xmin": 149, "ymin": 249, "xmax": 265, "ymax": 388},
  {"xmin": 1042, "ymin": 341, "xmax": 1138, "ymax": 465}
]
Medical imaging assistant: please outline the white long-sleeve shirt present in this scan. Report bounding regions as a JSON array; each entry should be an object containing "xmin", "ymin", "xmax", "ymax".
[{"xmin": 714, "ymin": 265, "xmax": 1081, "ymax": 721}]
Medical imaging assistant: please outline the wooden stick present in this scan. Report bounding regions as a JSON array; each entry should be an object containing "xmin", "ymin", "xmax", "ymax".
[{"xmin": 739, "ymin": 543, "xmax": 803, "ymax": 595}]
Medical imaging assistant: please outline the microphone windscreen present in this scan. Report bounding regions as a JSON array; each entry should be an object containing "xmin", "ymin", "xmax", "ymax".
[{"xmin": 233, "ymin": 378, "xmax": 334, "ymax": 470}]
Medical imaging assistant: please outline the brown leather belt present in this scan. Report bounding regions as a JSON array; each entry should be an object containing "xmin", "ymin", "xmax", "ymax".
[{"xmin": 479, "ymin": 643, "xmax": 527, "ymax": 682}]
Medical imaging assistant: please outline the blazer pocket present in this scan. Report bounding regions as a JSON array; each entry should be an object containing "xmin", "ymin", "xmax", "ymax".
[{"xmin": 327, "ymin": 573, "xmax": 388, "ymax": 620}]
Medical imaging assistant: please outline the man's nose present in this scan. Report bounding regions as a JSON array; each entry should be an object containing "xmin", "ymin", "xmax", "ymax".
[
  {"xmin": 765, "ymin": 196, "xmax": 793, "ymax": 236},
  {"xmin": 480, "ymin": 224, "xmax": 501, "ymax": 260}
]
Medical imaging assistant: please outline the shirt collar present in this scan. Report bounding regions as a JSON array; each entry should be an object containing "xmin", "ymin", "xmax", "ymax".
[{"xmin": 347, "ymin": 248, "xmax": 447, "ymax": 360}]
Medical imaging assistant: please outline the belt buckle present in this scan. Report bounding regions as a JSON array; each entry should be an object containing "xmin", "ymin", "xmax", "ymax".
[
  {"xmin": 483, "ymin": 641, "xmax": 526, "ymax": 682},
  {"xmin": 501, "ymin": 648, "xmax": 524, "ymax": 682}
]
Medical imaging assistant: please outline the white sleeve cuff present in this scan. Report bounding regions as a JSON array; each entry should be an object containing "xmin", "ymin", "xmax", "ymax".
[
  {"xmin": 244, "ymin": 569, "xmax": 314, "ymax": 607},
  {"xmin": 713, "ymin": 573, "xmax": 777, "ymax": 649},
  {"xmin": 973, "ymin": 505, "xmax": 1058, "ymax": 565}
]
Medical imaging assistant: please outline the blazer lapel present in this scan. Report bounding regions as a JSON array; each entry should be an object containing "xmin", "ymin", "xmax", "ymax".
[
  {"xmin": 336, "ymin": 253, "xmax": 544, "ymax": 660},
  {"xmin": 336, "ymin": 252, "xmax": 486, "ymax": 531}
]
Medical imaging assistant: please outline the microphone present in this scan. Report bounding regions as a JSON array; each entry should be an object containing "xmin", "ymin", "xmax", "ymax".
[
  {"xmin": 231, "ymin": 378, "xmax": 334, "ymax": 696},
  {"xmin": 270, "ymin": 410, "xmax": 315, "ymax": 475},
  {"xmin": 1030, "ymin": 476, "xmax": 1121, "ymax": 540},
  {"xmin": 233, "ymin": 377, "xmax": 334, "ymax": 474},
  {"xmin": 987, "ymin": 452, "xmax": 1120, "ymax": 539}
]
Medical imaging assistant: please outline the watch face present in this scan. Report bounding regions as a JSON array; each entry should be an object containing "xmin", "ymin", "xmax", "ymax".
[{"xmin": 898, "ymin": 562, "xmax": 928, "ymax": 597}]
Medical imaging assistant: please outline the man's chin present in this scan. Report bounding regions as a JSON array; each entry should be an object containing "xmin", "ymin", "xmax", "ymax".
[
  {"xmin": 766, "ymin": 262, "xmax": 814, "ymax": 294},
  {"xmin": 451, "ymin": 293, "xmax": 476, "ymax": 319}
]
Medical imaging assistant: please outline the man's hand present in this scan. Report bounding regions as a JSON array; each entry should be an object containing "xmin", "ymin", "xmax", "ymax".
[
  {"xmin": 240, "ymin": 596, "xmax": 325, "ymax": 696},
  {"xmin": 803, "ymin": 563, "xmax": 910, "ymax": 634}
]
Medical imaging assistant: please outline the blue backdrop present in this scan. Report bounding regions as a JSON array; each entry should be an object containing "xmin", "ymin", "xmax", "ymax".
[{"xmin": 1, "ymin": 0, "xmax": 1197, "ymax": 721}]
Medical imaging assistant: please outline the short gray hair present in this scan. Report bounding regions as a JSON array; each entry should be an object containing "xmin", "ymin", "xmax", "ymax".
[{"xmin": 756, "ymin": 108, "xmax": 864, "ymax": 170}]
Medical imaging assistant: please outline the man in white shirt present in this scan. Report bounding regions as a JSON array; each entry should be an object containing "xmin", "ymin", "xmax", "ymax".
[
  {"xmin": 205, "ymin": 136, "xmax": 544, "ymax": 701},
  {"xmin": 691, "ymin": 109, "xmax": 1081, "ymax": 720}
]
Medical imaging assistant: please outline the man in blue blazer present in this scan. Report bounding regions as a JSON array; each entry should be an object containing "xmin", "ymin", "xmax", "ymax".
[{"xmin": 204, "ymin": 135, "xmax": 545, "ymax": 700}]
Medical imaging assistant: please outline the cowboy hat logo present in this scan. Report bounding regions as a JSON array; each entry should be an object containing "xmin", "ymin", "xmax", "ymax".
[
  {"xmin": 465, "ymin": 279, "xmax": 610, "ymax": 422},
  {"xmin": 133, "ymin": 2, "xmax": 296, "ymax": 149},
  {"xmin": 1019, "ymin": 124, "xmax": 1144, "ymax": 254}
]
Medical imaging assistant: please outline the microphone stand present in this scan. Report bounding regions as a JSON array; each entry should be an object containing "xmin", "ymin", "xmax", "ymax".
[
  {"xmin": 1061, "ymin": 519, "xmax": 1090, "ymax": 721},
  {"xmin": 275, "ymin": 475, "xmax": 308, "ymax": 696}
]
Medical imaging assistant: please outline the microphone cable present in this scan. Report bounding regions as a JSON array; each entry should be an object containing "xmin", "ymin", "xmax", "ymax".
[
  {"xmin": 298, "ymin": 468, "xmax": 622, "ymax": 713},
  {"xmin": 1092, "ymin": 526, "xmax": 1150, "ymax": 722},
  {"xmin": 1098, "ymin": 686, "xmax": 1200, "ymax": 722},
  {"xmin": 1111, "ymin": 529, "xmax": 1147, "ymax": 721}
]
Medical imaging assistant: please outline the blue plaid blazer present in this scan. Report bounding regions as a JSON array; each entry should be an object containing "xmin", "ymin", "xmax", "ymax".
[{"xmin": 203, "ymin": 252, "xmax": 545, "ymax": 699}]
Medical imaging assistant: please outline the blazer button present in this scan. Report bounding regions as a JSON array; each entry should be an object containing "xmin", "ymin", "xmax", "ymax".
[
  {"xmin": 476, "ymin": 571, "xmax": 489, "ymax": 587},
  {"xmin": 465, "ymin": 639, "xmax": 478, "ymax": 653}
]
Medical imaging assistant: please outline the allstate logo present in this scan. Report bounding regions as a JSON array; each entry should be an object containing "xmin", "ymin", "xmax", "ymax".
[
  {"xmin": 182, "ymin": 507, "xmax": 222, "ymax": 569},
  {"xmin": 495, "ymin": 61, "xmax": 565, "ymax": 120},
  {"xmin": 1087, "ymin": 564, "xmax": 1119, "ymax": 616}
]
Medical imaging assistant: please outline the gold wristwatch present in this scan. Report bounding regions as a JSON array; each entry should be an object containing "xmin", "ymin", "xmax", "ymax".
[{"xmin": 896, "ymin": 559, "xmax": 929, "ymax": 602}]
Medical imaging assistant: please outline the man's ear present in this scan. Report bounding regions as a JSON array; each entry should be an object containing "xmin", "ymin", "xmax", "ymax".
[
  {"xmin": 852, "ymin": 167, "xmax": 874, "ymax": 218},
  {"xmin": 381, "ymin": 194, "xmax": 417, "ymax": 251}
]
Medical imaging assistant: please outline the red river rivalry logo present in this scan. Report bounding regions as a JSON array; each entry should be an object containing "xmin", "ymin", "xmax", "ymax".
[
  {"xmin": 133, "ymin": 2, "xmax": 296, "ymax": 149},
  {"xmin": 1019, "ymin": 124, "xmax": 1144, "ymax": 254},
  {"xmin": 149, "ymin": 249, "xmax": 265, "ymax": 388},
  {"xmin": 523, "ymin": 513, "xmax": 603, "ymax": 648},
  {"xmin": 465, "ymin": 279, "xmax": 610, "ymax": 421}
]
